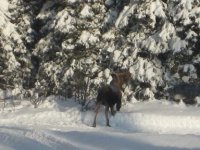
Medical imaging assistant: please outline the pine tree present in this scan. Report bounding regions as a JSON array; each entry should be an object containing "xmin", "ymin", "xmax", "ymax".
[{"xmin": 0, "ymin": 0, "xmax": 199, "ymax": 103}]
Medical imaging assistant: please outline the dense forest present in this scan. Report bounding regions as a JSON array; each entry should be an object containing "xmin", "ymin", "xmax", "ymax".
[{"xmin": 0, "ymin": 0, "xmax": 200, "ymax": 106}]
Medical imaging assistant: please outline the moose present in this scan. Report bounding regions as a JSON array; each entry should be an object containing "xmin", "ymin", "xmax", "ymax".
[{"xmin": 92, "ymin": 70, "xmax": 131, "ymax": 127}]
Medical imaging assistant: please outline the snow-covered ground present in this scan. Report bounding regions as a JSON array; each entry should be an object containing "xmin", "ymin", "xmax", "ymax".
[{"xmin": 1, "ymin": 96, "xmax": 200, "ymax": 150}]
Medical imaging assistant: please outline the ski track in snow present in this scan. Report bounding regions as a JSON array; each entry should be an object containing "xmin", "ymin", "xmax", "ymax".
[{"xmin": 1, "ymin": 98, "xmax": 200, "ymax": 150}]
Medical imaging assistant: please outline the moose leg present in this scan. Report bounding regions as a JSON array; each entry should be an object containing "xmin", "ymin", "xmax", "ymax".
[
  {"xmin": 92, "ymin": 102, "xmax": 101, "ymax": 127},
  {"xmin": 110, "ymin": 106, "xmax": 116, "ymax": 116},
  {"xmin": 105, "ymin": 105, "xmax": 110, "ymax": 127}
]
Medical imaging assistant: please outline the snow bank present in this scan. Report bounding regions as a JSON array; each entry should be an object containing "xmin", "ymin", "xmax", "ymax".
[
  {"xmin": 83, "ymin": 100, "xmax": 200, "ymax": 135},
  {"xmin": 112, "ymin": 102, "xmax": 200, "ymax": 134},
  {"xmin": 0, "ymin": 96, "xmax": 83, "ymax": 128},
  {"xmin": 1, "ymin": 97, "xmax": 200, "ymax": 136}
]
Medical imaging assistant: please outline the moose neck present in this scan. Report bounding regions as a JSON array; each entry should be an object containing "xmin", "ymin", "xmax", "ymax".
[
  {"xmin": 110, "ymin": 71, "xmax": 131, "ymax": 91},
  {"xmin": 110, "ymin": 77, "xmax": 123, "ymax": 90}
]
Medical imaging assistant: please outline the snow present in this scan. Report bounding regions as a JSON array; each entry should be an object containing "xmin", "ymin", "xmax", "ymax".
[
  {"xmin": 148, "ymin": 0, "xmax": 166, "ymax": 27},
  {"xmin": 171, "ymin": 37, "xmax": 187, "ymax": 54},
  {"xmin": 0, "ymin": 0, "xmax": 9, "ymax": 27},
  {"xmin": 0, "ymin": 0, "xmax": 17, "ymax": 37},
  {"xmin": 37, "ymin": 1, "xmax": 56, "ymax": 20},
  {"xmin": 186, "ymin": 30, "xmax": 198, "ymax": 39},
  {"xmin": 150, "ymin": 0, "xmax": 166, "ymax": 18},
  {"xmin": 173, "ymin": 0, "xmax": 199, "ymax": 26},
  {"xmin": 0, "ymin": 0, "xmax": 9, "ymax": 11},
  {"xmin": 104, "ymin": 68, "xmax": 110, "ymax": 78},
  {"xmin": 115, "ymin": 5, "xmax": 134, "ymax": 28},
  {"xmin": 113, "ymin": 50, "xmax": 121, "ymax": 63},
  {"xmin": 0, "ymin": 0, "xmax": 9, "ymax": 25},
  {"xmin": 68, "ymin": 0, "xmax": 79, "ymax": 4},
  {"xmin": 79, "ymin": 31, "xmax": 99, "ymax": 48},
  {"xmin": 80, "ymin": 4, "xmax": 94, "ymax": 18},
  {"xmin": 55, "ymin": 10, "xmax": 76, "ymax": 33},
  {"xmin": 7, "ymin": 52, "xmax": 21, "ymax": 71},
  {"xmin": 103, "ymin": 31, "xmax": 115, "ymax": 40},
  {"xmin": 159, "ymin": 22, "xmax": 175, "ymax": 41},
  {"xmin": 107, "ymin": 44, "xmax": 115, "ymax": 52},
  {"xmin": 0, "ymin": 0, "xmax": 200, "ymax": 149},
  {"xmin": 1, "ymin": 96, "xmax": 200, "ymax": 150}
]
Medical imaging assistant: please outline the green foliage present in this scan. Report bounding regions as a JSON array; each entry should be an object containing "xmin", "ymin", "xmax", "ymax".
[{"xmin": 0, "ymin": 0, "xmax": 199, "ymax": 102}]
